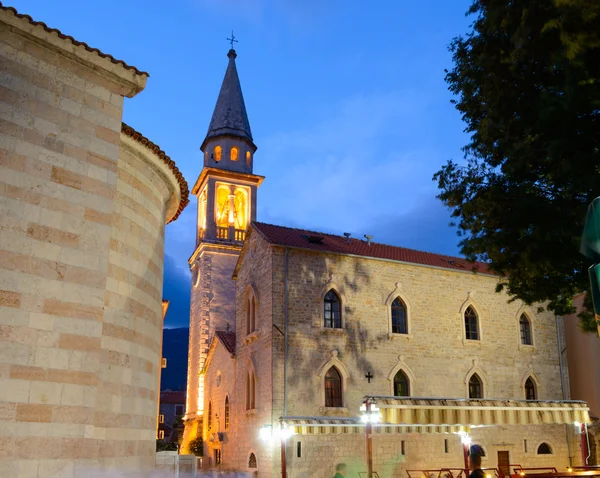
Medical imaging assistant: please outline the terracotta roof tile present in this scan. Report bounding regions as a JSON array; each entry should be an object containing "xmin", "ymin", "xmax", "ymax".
[
  {"xmin": 121, "ymin": 123, "xmax": 189, "ymax": 223},
  {"xmin": 0, "ymin": 2, "xmax": 149, "ymax": 77},
  {"xmin": 252, "ymin": 222, "xmax": 494, "ymax": 275},
  {"xmin": 215, "ymin": 331, "xmax": 236, "ymax": 355}
]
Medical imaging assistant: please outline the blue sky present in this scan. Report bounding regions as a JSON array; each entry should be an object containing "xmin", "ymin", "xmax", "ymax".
[{"xmin": 14, "ymin": 0, "xmax": 474, "ymax": 327}]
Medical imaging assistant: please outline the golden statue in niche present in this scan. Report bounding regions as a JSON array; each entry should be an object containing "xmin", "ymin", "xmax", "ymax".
[{"xmin": 215, "ymin": 184, "xmax": 248, "ymax": 229}]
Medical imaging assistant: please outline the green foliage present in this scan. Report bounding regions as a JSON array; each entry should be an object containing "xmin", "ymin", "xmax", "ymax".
[
  {"xmin": 156, "ymin": 439, "xmax": 178, "ymax": 452},
  {"xmin": 188, "ymin": 437, "xmax": 203, "ymax": 456},
  {"xmin": 434, "ymin": 0, "xmax": 600, "ymax": 320}
]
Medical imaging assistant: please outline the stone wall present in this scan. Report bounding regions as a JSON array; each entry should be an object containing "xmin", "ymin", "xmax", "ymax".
[{"xmin": 0, "ymin": 7, "xmax": 185, "ymax": 476}]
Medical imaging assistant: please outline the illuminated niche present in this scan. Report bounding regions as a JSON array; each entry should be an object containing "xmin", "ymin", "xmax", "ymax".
[
  {"xmin": 230, "ymin": 147, "xmax": 238, "ymax": 161},
  {"xmin": 214, "ymin": 145, "xmax": 222, "ymax": 161},
  {"xmin": 215, "ymin": 183, "xmax": 249, "ymax": 229},
  {"xmin": 198, "ymin": 189, "xmax": 207, "ymax": 235},
  {"xmin": 246, "ymin": 150, "xmax": 251, "ymax": 165}
]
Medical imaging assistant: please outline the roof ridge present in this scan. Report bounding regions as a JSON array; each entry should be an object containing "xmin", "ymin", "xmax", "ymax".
[{"xmin": 0, "ymin": 2, "xmax": 149, "ymax": 76}]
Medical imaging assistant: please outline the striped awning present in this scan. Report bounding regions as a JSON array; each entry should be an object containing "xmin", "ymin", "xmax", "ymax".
[
  {"xmin": 281, "ymin": 417, "xmax": 469, "ymax": 435},
  {"xmin": 370, "ymin": 397, "xmax": 590, "ymax": 427}
]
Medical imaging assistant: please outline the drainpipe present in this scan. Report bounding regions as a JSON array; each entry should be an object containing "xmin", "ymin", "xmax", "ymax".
[{"xmin": 556, "ymin": 313, "xmax": 573, "ymax": 466}]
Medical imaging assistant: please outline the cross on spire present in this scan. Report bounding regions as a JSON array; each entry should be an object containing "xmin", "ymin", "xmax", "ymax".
[{"xmin": 227, "ymin": 30, "xmax": 238, "ymax": 49}]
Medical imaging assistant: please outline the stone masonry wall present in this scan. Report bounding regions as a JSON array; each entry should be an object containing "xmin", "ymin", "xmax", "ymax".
[{"xmin": 0, "ymin": 16, "xmax": 180, "ymax": 477}]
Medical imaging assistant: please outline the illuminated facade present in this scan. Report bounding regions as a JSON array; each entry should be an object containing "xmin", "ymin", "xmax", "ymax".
[{"xmin": 182, "ymin": 47, "xmax": 264, "ymax": 451}]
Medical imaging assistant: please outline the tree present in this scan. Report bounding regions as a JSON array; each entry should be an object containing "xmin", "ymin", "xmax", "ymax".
[{"xmin": 434, "ymin": 0, "xmax": 600, "ymax": 321}]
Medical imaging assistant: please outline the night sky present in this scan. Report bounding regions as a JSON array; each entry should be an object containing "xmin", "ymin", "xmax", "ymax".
[{"xmin": 12, "ymin": 0, "xmax": 475, "ymax": 327}]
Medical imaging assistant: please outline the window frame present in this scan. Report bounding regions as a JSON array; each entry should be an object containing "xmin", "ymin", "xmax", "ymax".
[
  {"xmin": 524, "ymin": 376, "xmax": 537, "ymax": 400},
  {"xmin": 393, "ymin": 369, "xmax": 410, "ymax": 397},
  {"xmin": 464, "ymin": 305, "xmax": 480, "ymax": 341},
  {"xmin": 224, "ymin": 396, "xmax": 230, "ymax": 430},
  {"xmin": 324, "ymin": 366, "xmax": 343, "ymax": 408},
  {"xmin": 468, "ymin": 373, "xmax": 483, "ymax": 399},
  {"xmin": 207, "ymin": 400, "xmax": 213, "ymax": 430},
  {"xmin": 391, "ymin": 297, "xmax": 408, "ymax": 335},
  {"xmin": 323, "ymin": 289, "xmax": 342, "ymax": 329}
]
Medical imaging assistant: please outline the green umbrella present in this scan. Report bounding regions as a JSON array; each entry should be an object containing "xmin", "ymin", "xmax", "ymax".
[{"xmin": 580, "ymin": 198, "xmax": 600, "ymax": 320}]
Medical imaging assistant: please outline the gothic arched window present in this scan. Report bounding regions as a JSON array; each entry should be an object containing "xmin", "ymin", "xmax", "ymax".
[
  {"xmin": 246, "ymin": 292, "xmax": 257, "ymax": 335},
  {"xmin": 525, "ymin": 377, "xmax": 536, "ymax": 400},
  {"xmin": 469, "ymin": 374, "xmax": 483, "ymax": 399},
  {"xmin": 325, "ymin": 366, "xmax": 342, "ymax": 407},
  {"xmin": 464, "ymin": 306, "xmax": 479, "ymax": 340},
  {"xmin": 246, "ymin": 150, "xmax": 251, "ymax": 166},
  {"xmin": 214, "ymin": 145, "xmax": 222, "ymax": 161},
  {"xmin": 230, "ymin": 146, "xmax": 238, "ymax": 161},
  {"xmin": 537, "ymin": 443, "xmax": 552, "ymax": 455},
  {"xmin": 324, "ymin": 290, "xmax": 341, "ymax": 328},
  {"xmin": 393, "ymin": 370, "xmax": 410, "ymax": 397},
  {"xmin": 248, "ymin": 453, "xmax": 257, "ymax": 468},
  {"xmin": 391, "ymin": 297, "xmax": 408, "ymax": 334},
  {"xmin": 207, "ymin": 401, "xmax": 212, "ymax": 430},
  {"xmin": 246, "ymin": 369, "xmax": 256, "ymax": 410},
  {"xmin": 224, "ymin": 396, "xmax": 230, "ymax": 430},
  {"xmin": 520, "ymin": 314, "xmax": 532, "ymax": 345}
]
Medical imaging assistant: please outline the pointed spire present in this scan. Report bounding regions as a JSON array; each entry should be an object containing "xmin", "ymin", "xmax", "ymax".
[{"xmin": 201, "ymin": 49, "xmax": 255, "ymax": 151}]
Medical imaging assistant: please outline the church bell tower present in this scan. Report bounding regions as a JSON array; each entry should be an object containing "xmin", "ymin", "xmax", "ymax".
[{"xmin": 183, "ymin": 47, "xmax": 264, "ymax": 445}]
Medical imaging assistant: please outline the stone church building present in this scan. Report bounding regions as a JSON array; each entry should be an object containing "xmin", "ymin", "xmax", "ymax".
[{"xmin": 183, "ymin": 49, "xmax": 590, "ymax": 477}]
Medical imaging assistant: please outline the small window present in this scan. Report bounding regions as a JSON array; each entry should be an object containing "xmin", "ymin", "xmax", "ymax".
[
  {"xmin": 464, "ymin": 306, "xmax": 479, "ymax": 340},
  {"xmin": 215, "ymin": 145, "xmax": 222, "ymax": 161},
  {"xmin": 324, "ymin": 366, "xmax": 342, "ymax": 407},
  {"xmin": 246, "ymin": 150, "xmax": 251, "ymax": 165},
  {"xmin": 469, "ymin": 374, "xmax": 483, "ymax": 399},
  {"xmin": 524, "ymin": 439, "xmax": 528, "ymax": 453},
  {"xmin": 393, "ymin": 370, "xmax": 410, "ymax": 397},
  {"xmin": 537, "ymin": 443, "xmax": 552, "ymax": 455},
  {"xmin": 248, "ymin": 453, "xmax": 257, "ymax": 468},
  {"xmin": 246, "ymin": 293, "xmax": 257, "ymax": 335},
  {"xmin": 520, "ymin": 314, "xmax": 532, "ymax": 345},
  {"xmin": 224, "ymin": 396, "xmax": 230, "ymax": 430},
  {"xmin": 207, "ymin": 401, "xmax": 212, "ymax": 429},
  {"xmin": 391, "ymin": 297, "xmax": 408, "ymax": 334},
  {"xmin": 175, "ymin": 405, "xmax": 183, "ymax": 416},
  {"xmin": 230, "ymin": 147, "xmax": 238, "ymax": 161},
  {"xmin": 324, "ymin": 290, "xmax": 341, "ymax": 328},
  {"xmin": 297, "ymin": 441, "xmax": 302, "ymax": 458},
  {"xmin": 214, "ymin": 449, "xmax": 222, "ymax": 465},
  {"xmin": 444, "ymin": 439, "xmax": 449, "ymax": 454},
  {"xmin": 158, "ymin": 430, "xmax": 164, "ymax": 439},
  {"xmin": 401, "ymin": 440, "xmax": 406, "ymax": 455},
  {"xmin": 525, "ymin": 377, "xmax": 536, "ymax": 400}
]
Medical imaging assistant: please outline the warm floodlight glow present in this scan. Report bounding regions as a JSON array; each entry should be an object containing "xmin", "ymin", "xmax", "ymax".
[
  {"xmin": 259, "ymin": 425, "xmax": 272, "ymax": 441},
  {"xmin": 461, "ymin": 434, "xmax": 472, "ymax": 446},
  {"xmin": 280, "ymin": 426, "xmax": 293, "ymax": 440},
  {"xmin": 574, "ymin": 421, "xmax": 581, "ymax": 427},
  {"xmin": 567, "ymin": 469, "xmax": 573, "ymax": 473}
]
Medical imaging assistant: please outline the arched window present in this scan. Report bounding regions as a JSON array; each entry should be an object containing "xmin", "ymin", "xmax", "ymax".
[
  {"xmin": 525, "ymin": 377, "xmax": 536, "ymax": 400},
  {"xmin": 464, "ymin": 306, "xmax": 479, "ymax": 340},
  {"xmin": 246, "ymin": 293, "xmax": 257, "ymax": 335},
  {"xmin": 537, "ymin": 443, "xmax": 552, "ymax": 455},
  {"xmin": 391, "ymin": 297, "xmax": 408, "ymax": 334},
  {"xmin": 324, "ymin": 290, "xmax": 341, "ymax": 328},
  {"xmin": 214, "ymin": 145, "xmax": 222, "ymax": 161},
  {"xmin": 248, "ymin": 453, "xmax": 257, "ymax": 468},
  {"xmin": 393, "ymin": 370, "xmax": 410, "ymax": 397},
  {"xmin": 207, "ymin": 401, "xmax": 212, "ymax": 430},
  {"xmin": 520, "ymin": 314, "xmax": 532, "ymax": 345},
  {"xmin": 230, "ymin": 146, "xmax": 238, "ymax": 161},
  {"xmin": 246, "ymin": 150, "xmax": 251, "ymax": 165},
  {"xmin": 224, "ymin": 396, "xmax": 230, "ymax": 430},
  {"xmin": 325, "ymin": 366, "xmax": 342, "ymax": 407},
  {"xmin": 246, "ymin": 369, "xmax": 256, "ymax": 410},
  {"xmin": 469, "ymin": 374, "xmax": 483, "ymax": 399}
]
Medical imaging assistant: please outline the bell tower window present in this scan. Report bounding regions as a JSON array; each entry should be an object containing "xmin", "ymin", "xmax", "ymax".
[
  {"xmin": 246, "ymin": 150, "xmax": 251, "ymax": 165},
  {"xmin": 230, "ymin": 147, "xmax": 238, "ymax": 161},
  {"xmin": 214, "ymin": 145, "xmax": 222, "ymax": 162}
]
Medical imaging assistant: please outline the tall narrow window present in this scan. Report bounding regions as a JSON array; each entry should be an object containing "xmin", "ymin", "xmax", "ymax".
[
  {"xmin": 469, "ymin": 374, "xmax": 483, "ymax": 399},
  {"xmin": 207, "ymin": 401, "xmax": 212, "ymax": 429},
  {"xmin": 525, "ymin": 377, "xmax": 536, "ymax": 400},
  {"xmin": 230, "ymin": 147, "xmax": 238, "ymax": 161},
  {"xmin": 246, "ymin": 370, "xmax": 256, "ymax": 410},
  {"xmin": 393, "ymin": 370, "xmax": 410, "ymax": 397},
  {"xmin": 224, "ymin": 396, "xmax": 230, "ymax": 430},
  {"xmin": 324, "ymin": 290, "xmax": 341, "ymax": 328},
  {"xmin": 520, "ymin": 314, "xmax": 532, "ymax": 345},
  {"xmin": 246, "ymin": 150, "xmax": 251, "ymax": 166},
  {"xmin": 324, "ymin": 366, "xmax": 342, "ymax": 407},
  {"xmin": 391, "ymin": 297, "xmax": 408, "ymax": 334},
  {"xmin": 251, "ymin": 296, "xmax": 256, "ymax": 332},
  {"xmin": 464, "ymin": 306, "xmax": 479, "ymax": 340},
  {"xmin": 214, "ymin": 145, "xmax": 222, "ymax": 161}
]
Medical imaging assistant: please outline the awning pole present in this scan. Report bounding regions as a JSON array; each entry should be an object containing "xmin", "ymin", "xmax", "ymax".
[
  {"xmin": 581, "ymin": 423, "xmax": 589, "ymax": 465},
  {"xmin": 463, "ymin": 441, "xmax": 469, "ymax": 474},
  {"xmin": 366, "ymin": 399, "xmax": 373, "ymax": 478}
]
